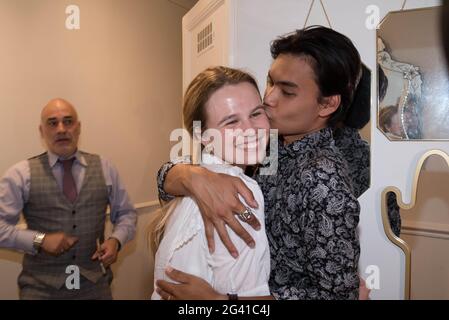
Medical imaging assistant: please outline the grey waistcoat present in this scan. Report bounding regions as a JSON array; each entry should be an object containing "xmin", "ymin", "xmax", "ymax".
[{"xmin": 20, "ymin": 151, "xmax": 110, "ymax": 289}]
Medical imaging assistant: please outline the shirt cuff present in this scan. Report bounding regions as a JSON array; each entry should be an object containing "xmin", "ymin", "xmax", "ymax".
[
  {"xmin": 157, "ymin": 156, "xmax": 192, "ymax": 202},
  {"xmin": 157, "ymin": 162, "xmax": 176, "ymax": 202},
  {"xmin": 110, "ymin": 230, "xmax": 127, "ymax": 249},
  {"xmin": 15, "ymin": 229, "xmax": 38, "ymax": 255}
]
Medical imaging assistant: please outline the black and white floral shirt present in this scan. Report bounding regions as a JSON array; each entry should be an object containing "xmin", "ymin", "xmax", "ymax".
[
  {"xmin": 334, "ymin": 127, "xmax": 370, "ymax": 198},
  {"xmin": 157, "ymin": 128, "xmax": 360, "ymax": 299},
  {"xmin": 333, "ymin": 127, "xmax": 401, "ymax": 237},
  {"xmin": 255, "ymin": 128, "xmax": 360, "ymax": 300}
]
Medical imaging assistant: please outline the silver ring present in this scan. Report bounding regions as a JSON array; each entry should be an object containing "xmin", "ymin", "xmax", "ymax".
[{"xmin": 238, "ymin": 207, "xmax": 253, "ymax": 222}]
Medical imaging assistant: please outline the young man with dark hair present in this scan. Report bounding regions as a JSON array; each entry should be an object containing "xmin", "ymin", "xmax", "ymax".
[
  {"xmin": 155, "ymin": 26, "xmax": 363, "ymax": 300},
  {"xmin": 334, "ymin": 64, "xmax": 370, "ymax": 199}
]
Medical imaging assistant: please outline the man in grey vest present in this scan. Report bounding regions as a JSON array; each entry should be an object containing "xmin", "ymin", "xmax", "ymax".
[{"xmin": 0, "ymin": 98, "xmax": 137, "ymax": 299}]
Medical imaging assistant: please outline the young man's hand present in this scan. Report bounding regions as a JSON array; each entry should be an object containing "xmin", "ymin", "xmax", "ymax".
[{"xmin": 165, "ymin": 164, "xmax": 261, "ymax": 257}]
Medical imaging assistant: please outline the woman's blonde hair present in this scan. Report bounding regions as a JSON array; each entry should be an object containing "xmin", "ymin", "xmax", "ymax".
[
  {"xmin": 147, "ymin": 200, "xmax": 179, "ymax": 257},
  {"xmin": 183, "ymin": 66, "xmax": 259, "ymax": 136},
  {"xmin": 148, "ymin": 66, "xmax": 260, "ymax": 255}
]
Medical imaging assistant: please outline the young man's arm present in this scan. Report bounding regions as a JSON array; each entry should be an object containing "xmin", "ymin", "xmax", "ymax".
[{"xmin": 157, "ymin": 161, "xmax": 261, "ymax": 257}]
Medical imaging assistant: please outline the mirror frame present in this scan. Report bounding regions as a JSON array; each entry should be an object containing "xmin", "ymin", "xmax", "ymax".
[
  {"xmin": 381, "ymin": 149, "xmax": 449, "ymax": 300},
  {"xmin": 376, "ymin": 7, "xmax": 449, "ymax": 141}
]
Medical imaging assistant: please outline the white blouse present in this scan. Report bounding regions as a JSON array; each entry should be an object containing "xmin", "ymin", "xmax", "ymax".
[{"xmin": 151, "ymin": 153, "xmax": 270, "ymax": 299}]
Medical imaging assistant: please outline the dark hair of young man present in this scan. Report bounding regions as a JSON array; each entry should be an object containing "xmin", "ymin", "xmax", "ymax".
[
  {"xmin": 270, "ymin": 25, "xmax": 362, "ymax": 127},
  {"xmin": 378, "ymin": 65, "xmax": 388, "ymax": 103},
  {"xmin": 442, "ymin": 0, "xmax": 449, "ymax": 68},
  {"xmin": 344, "ymin": 64, "xmax": 371, "ymax": 129}
]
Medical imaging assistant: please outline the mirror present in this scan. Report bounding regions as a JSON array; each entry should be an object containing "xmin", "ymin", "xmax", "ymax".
[{"xmin": 377, "ymin": 6, "xmax": 449, "ymax": 140}]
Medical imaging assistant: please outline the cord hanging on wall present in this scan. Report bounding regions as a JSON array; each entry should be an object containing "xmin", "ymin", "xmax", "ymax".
[
  {"xmin": 401, "ymin": 0, "xmax": 407, "ymax": 11},
  {"xmin": 303, "ymin": 0, "xmax": 333, "ymax": 29}
]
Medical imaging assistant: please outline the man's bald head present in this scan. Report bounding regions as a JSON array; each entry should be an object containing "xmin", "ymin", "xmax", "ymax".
[
  {"xmin": 41, "ymin": 98, "xmax": 78, "ymax": 124},
  {"xmin": 39, "ymin": 98, "xmax": 81, "ymax": 158}
]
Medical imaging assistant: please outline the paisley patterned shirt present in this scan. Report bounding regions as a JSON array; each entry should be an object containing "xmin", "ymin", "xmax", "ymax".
[
  {"xmin": 334, "ymin": 127, "xmax": 370, "ymax": 198},
  {"xmin": 157, "ymin": 128, "xmax": 360, "ymax": 299},
  {"xmin": 333, "ymin": 127, "xmax": 401, "ymax": 237},
  {"xmin": 254, "ymin": 128, "xmax": 360, "ymax": 300}
]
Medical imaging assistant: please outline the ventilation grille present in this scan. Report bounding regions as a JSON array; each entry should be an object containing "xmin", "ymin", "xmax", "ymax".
[{"xmin": 197, "ymin": 22, "xmax": 213, "ymax": 54}]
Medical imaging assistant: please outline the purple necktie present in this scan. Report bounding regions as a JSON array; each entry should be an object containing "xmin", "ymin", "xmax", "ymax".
[{"xmin": 60, "ymin": 158, "xmax": 77, "ymax": 203}]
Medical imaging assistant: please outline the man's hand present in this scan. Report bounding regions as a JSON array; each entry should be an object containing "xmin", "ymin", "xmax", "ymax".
[
  {"xmin": 166, "ymin": 164, "xmax": 261, "ymax": 258},
  {"xmin": 41, "ymin": 232, "xmax": 78, "ymax": 256},
  {"xmin": 91, "ymin": 238, "xmax": 120, "ymax": 268},
  {"xmin": 155, "ymin": 267, "xmax": 226, "ymax": 300}
]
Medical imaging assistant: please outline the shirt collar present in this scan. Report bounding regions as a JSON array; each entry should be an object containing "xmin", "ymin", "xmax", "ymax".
[
  {"xmin": 201, "ymin": 153, "xmax": 244, "ymax": 175},
  {"xmin": 47, "ymin": 150, "xmax": 87, "ymax": 168},
  {"xmin": 279, "ymin": 127, "xmax": 334, "ymax": 158}
]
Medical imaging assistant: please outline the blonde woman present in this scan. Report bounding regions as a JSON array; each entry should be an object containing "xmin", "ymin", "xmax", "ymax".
[{"xmin": 150, "ymin": 66, "xmax": 271, "ymax": 299}]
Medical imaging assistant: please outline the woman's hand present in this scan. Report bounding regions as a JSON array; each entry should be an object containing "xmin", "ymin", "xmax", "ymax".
[
  {"xmin": 156, "ymin": 267, "xmax": 226, "ymax": 300},
  {"xmin": 358, "ymin": 277, "xmax": 371, "ymax": 300}
]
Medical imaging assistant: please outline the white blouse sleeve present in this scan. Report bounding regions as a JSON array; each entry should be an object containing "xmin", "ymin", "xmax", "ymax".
[{"xmin": 152, "ymin": 197, "xmax": 213, "ymax": 299}]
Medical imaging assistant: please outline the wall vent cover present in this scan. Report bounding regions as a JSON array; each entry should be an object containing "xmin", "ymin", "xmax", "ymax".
[{"xmin": 197, "ymin": 22, "xmax": 213, "ymax": 54}]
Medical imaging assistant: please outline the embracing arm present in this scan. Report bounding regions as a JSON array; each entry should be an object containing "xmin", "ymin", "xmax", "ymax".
[{"xmin": 156, "ymin": 160, "xmax": 261, "ymax": 256}]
